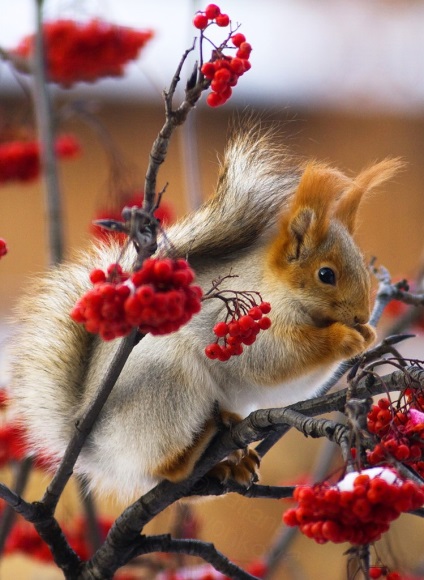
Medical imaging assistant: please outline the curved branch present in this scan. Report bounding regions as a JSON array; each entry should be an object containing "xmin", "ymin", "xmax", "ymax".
[{"xmin": 129, "ymin": 534, "xmax": 258, "ymax": 580}]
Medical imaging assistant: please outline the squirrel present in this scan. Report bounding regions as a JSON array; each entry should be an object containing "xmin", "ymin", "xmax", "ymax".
[{"xmin": 8, "ymin": 126, "xmax": 401, "ymax": 501}]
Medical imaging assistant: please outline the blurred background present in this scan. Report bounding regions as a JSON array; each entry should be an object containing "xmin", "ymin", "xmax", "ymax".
[{"xmin": 1, "ymin": 0, "xmax": 424, "ymax": 578}]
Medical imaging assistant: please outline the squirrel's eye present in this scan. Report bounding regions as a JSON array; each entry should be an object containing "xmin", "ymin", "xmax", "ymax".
[{"xmin": 318, "ymin": 267, "xmax": 336, "ymax": 286}]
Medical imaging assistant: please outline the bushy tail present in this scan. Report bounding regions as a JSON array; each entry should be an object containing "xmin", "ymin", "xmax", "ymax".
[
  {"xmin": 162, "ymin": 124, "xmax": 300, "ymax": 262},
  {"xmin": 8, "ymin": 243, "xmax": 125, "ymax": 459}
]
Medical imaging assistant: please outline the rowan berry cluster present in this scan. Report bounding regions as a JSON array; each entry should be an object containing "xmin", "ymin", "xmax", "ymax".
[
  {"xmin": 367, "ymin": 395, "xmax": 424, "ymax": 478},
  {"xmin": 13, "ymin": 19, "xmax": 154, "ymax": 86},
  {"xmin": 0, "ymin": 135, "xmax": 80, "ymax": 184},
  {"xmin": 205, "ymin": 300, "xmax": 271, "ymax": 361},
  {"xmin": 70, "ymin": 259, "xmax": 203, "ymax": 341},
  {"xmin": 193, "ymin": 5, "xmax": 252, "ymax": 107},
  {"xmin": 0, "ymin": 238, "xmax": 7, "ymax": 258},
  {"xmin": 283, "ymin": 467, "xmax": 424, "ymax": 545}
]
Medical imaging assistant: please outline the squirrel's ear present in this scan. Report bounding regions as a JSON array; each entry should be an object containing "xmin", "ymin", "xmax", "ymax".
[
  {"xmin": 334, "ymin": 158, "xmax": 404, "ymax": 233},
  {"xmin": 287, "ymin": 161, "xmax": 350, "ymax": 246}
]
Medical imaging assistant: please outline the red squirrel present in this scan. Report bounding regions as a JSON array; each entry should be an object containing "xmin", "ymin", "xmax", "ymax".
[{"xmin": 9, "ymin": 127, "xmax": 401, "ymax": 500}]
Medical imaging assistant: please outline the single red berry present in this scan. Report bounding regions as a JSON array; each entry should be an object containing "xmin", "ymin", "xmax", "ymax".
[
  {"xmin": 89, "ymin": 268, "xmax": 107, "ymax": 284},
  {"xmin": 204, "ymin": 4, "xmax": 221, "ymax": 19},
  {"xmin": 395, "ymin": 444, "xmax": 410, "ymax": 461},
  {"xmin": 248, "ymin": 306, "xmax": 263, "ymax": 320},
  {"xmin": 229, "ymin": 57, "xmax": 246, "ymax": 75},
  {"xmin": 193, "ymin": 13, "xmax": 209, "ymax": 29},
  {"xmin": 206, "ymin": 91, "xmax": 225, "ymax": 107},
  {"xmin": 237, "ymin": 42, "xmax": 252, "ymax": 59},
  {"xmin": 205, "ymin": 343, "xmax": 221, "ymax": 359},
  {"xmin": 231, "ymin": 33, "xmax": 246, "ymax": 47},
  {"xmin": 201, "ymin": 62, "xmax": 216, "ymax": 79},
  {"xmin": 213, "ymin": 321, "xmax": 229, "ymax": 337},
  {"xmin": 214, "ymin": 67, "xmax": 231, "ymax": 83},
  {"xmin": 369, "ymin": 567, "xmax": 383, "ymax": 579},
  {"xmin": 217, "ymin": 347, "xmax": 231, "ymax": 362},
  {"xmin": 215, "ymin": 13, "xmax": 230, "ymax": 27},
  {"xmin": 238, "ymin": 315, "xmax": 255, "ymax": 331},
  {"xmin": 211, "ymin": 77, "xmax": 229, "ymax": 93},
  {"xmin": 258, "ymin": 316, "xmax": 271, "ymax": 330},
  {"xmin": 378, "ymin": 398, "xmax": 391, "ymax": 410},
  {"xmin": 259, "ymin": 301, "xmax": 271, "ymax": 314}
]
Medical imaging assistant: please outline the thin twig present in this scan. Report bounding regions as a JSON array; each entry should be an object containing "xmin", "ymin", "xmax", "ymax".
[
  {"xmin": 33, "ymin": 0, "xmax": 65, "ymax": 265},
  {"xmin": 143, "ymin": 43, "xmax": 208, "ymax": 214}
]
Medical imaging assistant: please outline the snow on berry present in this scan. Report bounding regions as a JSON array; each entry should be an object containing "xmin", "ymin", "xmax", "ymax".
[
  {"xmin": 71, "ymin": 258, "xmax": 203, "ymax": 341},
  {"xmin": 283, "ymin": 467, "xmax": 424, "ymax": 545},
  {"xmin": 12, "ymin": 19, "xmax": 154, "ymax": 86}
]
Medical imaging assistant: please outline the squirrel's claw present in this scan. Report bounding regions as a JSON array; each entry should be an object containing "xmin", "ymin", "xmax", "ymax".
[{"xmin": 208, "ymin": 447, "xmax": 261, "ymax": 487}]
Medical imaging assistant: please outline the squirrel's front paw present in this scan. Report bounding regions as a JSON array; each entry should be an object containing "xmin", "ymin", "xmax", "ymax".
[
  {"xmin": 208, "ymin": 448, "xmax": 260, "ymax": 487},
  {"xmin": 337, "ymin": 322, "xmax": 376, "ymax": 358},
  {"xmin": 355, "ymin": 323, "xmax": 377, "ymax": 348}
]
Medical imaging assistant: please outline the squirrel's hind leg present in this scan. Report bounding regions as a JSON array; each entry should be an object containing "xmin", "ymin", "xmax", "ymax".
[
  {"xmin": 152, "ymin": 410, "xmax": 260, "ymax": 487},
  {"xmin": 151, "ymin": 418, "xmax": 218, "ymax": 482}
]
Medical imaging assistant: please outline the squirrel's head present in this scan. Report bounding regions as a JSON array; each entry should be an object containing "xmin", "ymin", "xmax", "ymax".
[{"xmin": 267, "ymin": 158, "xmax": 403, "ymax": 328}]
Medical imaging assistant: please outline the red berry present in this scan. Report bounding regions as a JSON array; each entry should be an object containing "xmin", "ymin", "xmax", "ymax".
[
  {"xmin": 231, "ymin": 33, "xmax": 246, "ymax": 47},
  {"xmin": 206, "ymin": 92, "xmax": 226, "ymax": 107},
  {"xmin": 215, "ymin": 13, "xmax": 230, "ymax": 27},
  {"xmin": 89, "ymin": 268, "xmax": 107, "ymax": 284},
  {"xmin": 201, "ymin": 62, "xmax": 216, "ymax": 79},
  {"xmin": 248, "ymin": 306, "xmax": 262, "ymax": 320},
  {"xmin": 193, "ymin": 13, "xmax": 209, "ymax": 29},
  {"xmin": 386, "ymin": 573, "xmax": 401, "ymax": 580},
  {"xmin": 378, "ymin": 398, "xmax": 391, "ymax": 410},
  {"xmin": 229, "ymin": 57, "xmax": 246, "ymax": 75},
  {"xmin": 259, "ymin": 301, "xmax": 271, "ymax": 314},
  {"xmin": 369, "ymin": 567, "xmax": 383, "ymax": 579},
  {"xmin": 217, "ymin": 347, "xmax": 231, "ymax": 362},
  {"xmin": 238, "ymin": 315, "xmax": 255, "ymax": 331},
  {"xmin": 205, "ymin": 343, "xmax": 221, "ymax": 359},
  {"xmin": 213, "ymin": 321, "xmax": 229, "ymax": 337},
  {"xmin": 258, "ymin": 316, "xmax": 271, "ymax": 330},
  {"xmin": 214, "ymin": 67, "xmax": 231, "ymax": 83},
  {"xmin": 204, "ymin": 4, "xmax": 221, "ymax": 19},
  {"xmin": 237, "ymin": 42, "xmax": 252, "ymax": 59},
  {"xmin": 394, "ymin": 444, "xmax": 410, "ymax": 461}
]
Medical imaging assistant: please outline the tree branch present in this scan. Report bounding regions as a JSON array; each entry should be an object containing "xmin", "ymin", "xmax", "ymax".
[{"xmin": 42, "ymin": 329, "xmax": 138, "ymax": 512}]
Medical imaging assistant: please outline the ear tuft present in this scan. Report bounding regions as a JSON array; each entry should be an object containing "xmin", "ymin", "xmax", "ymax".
[{"xmin": 334, "ymin": 158, "xmax": 404, "ymax": 233}]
